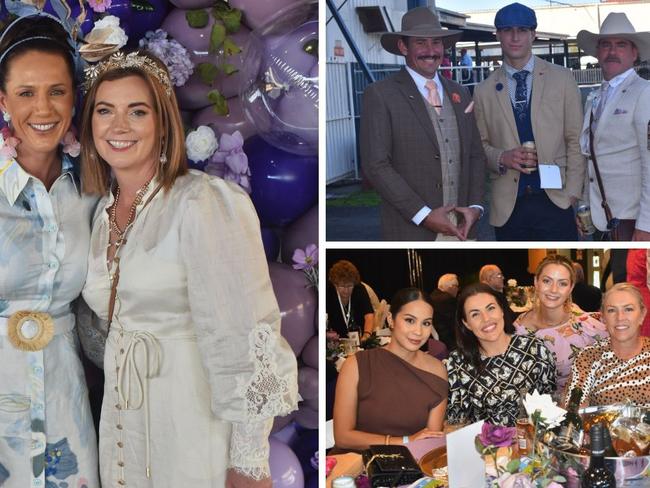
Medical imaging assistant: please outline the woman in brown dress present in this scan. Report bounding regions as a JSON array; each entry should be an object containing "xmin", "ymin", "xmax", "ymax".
[
  {"xmin": 564, "ymin": 282, "xmax": 650, "ymax": 407},
  {"xmin": 333, "ymin": 288, "xmax": 447, "ymax": 451}
]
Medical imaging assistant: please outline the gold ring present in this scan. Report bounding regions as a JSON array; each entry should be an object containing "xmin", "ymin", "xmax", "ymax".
[{"xmin": 7, "ymin": 311, "xmax": 54, "ymax": 351}]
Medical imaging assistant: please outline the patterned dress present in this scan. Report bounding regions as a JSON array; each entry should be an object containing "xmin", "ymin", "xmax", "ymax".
[
  {"xmin": 514, "ymin": 305, "xmax": 608, "ymax": 401},
  {"xmin": 564, "ymin": 337, "xmax": 650, "ymax": 406},
  {"xmin": 445, "ymin": 334, "xmax": 556, "ymax": 426},
  {"xmin": 0, "ymin": 157, "xmax": 99, "ymax": 487}
]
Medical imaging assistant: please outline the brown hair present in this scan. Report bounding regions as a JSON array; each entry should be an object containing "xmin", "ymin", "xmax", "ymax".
[
  {"xmin": 534, "ymin": 254, "xmax": 576, "ymax": 311},
  {"xmin": 80, "ymin": 51, "xmax": 187, "ymax": 194},
  {"xmin": 328, "ymin": 260, "xmax": 361, "ymax": 285}
]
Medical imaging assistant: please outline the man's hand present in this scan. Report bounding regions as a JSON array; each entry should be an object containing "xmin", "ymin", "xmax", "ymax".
[
  {"xmin": 632, "ymin": 229, "xmax": 650, "ymax": 241},
  {"xmin": 226, "ymin": 469, "xmax": 272, "ymax": 488},
  {"xmin": 422, "ymin": 205, "xmax": 463, "ymax": 239},
  {"xmin": 501, "ymin": 146, "xmax": 538, "ymax": 174},
  {"xmin": 455, "ymin": 207, "xmax": 481, "ymax": 240}
]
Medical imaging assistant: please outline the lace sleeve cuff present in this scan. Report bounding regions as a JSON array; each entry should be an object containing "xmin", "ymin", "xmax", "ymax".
[{"xmin": 229, "ymin": 419, "xmax": 273, "ymax": 480}]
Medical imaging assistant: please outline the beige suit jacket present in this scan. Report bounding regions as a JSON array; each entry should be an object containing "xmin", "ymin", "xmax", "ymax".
[{"xmin": 473, "ymin": 56, "xmax": 586, "ymax": 227}]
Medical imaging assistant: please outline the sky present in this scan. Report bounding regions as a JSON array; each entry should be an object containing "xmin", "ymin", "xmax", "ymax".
[{"xmin": 436, "ymin": 0, "xmax": 601, "ymax": 12}]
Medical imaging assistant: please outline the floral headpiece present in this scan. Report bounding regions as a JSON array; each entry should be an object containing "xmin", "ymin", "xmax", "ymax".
[{"xmin": 84, "ymin": 51, "xmax": 172, "ymax": 96}]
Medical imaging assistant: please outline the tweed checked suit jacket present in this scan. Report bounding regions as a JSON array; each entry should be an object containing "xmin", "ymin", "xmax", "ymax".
[
  {"xmin": 360, "ymin": 68, "xmax": 486, "ymax": 241},
  {"xmin": 473, "ymin": 56, "xmax": 586, "ymax": 227}
]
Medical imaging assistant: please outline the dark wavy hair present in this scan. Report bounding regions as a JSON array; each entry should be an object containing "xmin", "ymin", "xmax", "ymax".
[
  {"xmin": 455, "ymin": 282, "xmax": 514, "ymax": 371},
  {"xmin": 389, "ymin": 287, "xmax": 435, "ymax": 318}
]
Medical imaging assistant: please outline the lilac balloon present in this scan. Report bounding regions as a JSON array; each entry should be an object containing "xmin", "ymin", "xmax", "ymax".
[
  {"xmin": 298, "ymin": 366, "xmax": 318, "ymax": 401},
  {"xmin": 271, "ymin": 411, "xmax": 296, "ymax": 434},
  {"xmin": 294, "ymin": 404, "xmax": 318, "ymax": 430},
  {"xmin": 169, "ymin": 0, "xmax": 213, "ymax": 8},
  {"xmin": 230, "ymin": 0, "xmax": 303, "ymax": 31},
  {"xmin": 280, "ymin": 205, "xmax": 317, "ymax": 265},
  {"xmin": 272, "ymin": 421, "xmax": 298, "ymax": 445},
  {"xmin": 162, "ymin": 7, "xmax": 213, "ymax": 53},
  {"xmin": 269, "ymin": 438, "xmax": 304, "ymax": 488},
  {"xmin": 246, "ymin": 135, "xmax": 317, "ymax": 227},
  {"xmin": 261, "ymin": 227, "xmax": 280, "ymax": 261},
  {"xmin": 300, "ymin": 335, "xmax": 318, "ymax": 369},
  {"xmin": 304, "ymin": 396, "xmax": 318, "ymax": 411},
  {"xmin": 268, "ymin": 262, "xmax": 316, "ymax": 356},
  {"xmin": 174, "ymin": 73, "xmax": 213, "ymax": 111},
  {"xmin": 127, "ymin": 0, "xmax": 169, "ymax": 42},
  {"xmin": 192, "ymin": 97, "xmax": 257, "ymax": 140}
]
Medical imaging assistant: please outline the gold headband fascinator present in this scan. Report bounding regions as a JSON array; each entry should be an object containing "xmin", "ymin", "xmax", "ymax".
[{"xmin": 84, "ymin": 51, "xmax": 172, "ymax": 96}]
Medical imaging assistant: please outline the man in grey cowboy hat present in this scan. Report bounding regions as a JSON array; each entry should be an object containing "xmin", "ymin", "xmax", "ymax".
[
  {"xmin": 360, "ymin": 7, "xmax": 486, "ymax": 241},
  {"xmin": 577, "ymin": 12, "xmax": 650, "ymax": 240},
  {"xmin": 473, "ymin": 2, "xmax": 585, "ymax": 241}
]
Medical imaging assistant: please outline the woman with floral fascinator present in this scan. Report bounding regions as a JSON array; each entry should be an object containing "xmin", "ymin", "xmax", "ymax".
[
  {"xmin": 0, "ymin": 12, "xmax": 99, "ymax": 488},
  {"xmin": 79, "ymin": 50, "xmax": 298, "ymax": 488}
]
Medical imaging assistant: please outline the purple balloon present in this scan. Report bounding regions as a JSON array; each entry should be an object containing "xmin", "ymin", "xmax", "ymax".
[
  {"xmin": 261, "ymin": 227, "xmax": 280, "ymax": 261},
  {"xmin": 230, "ymin": 0, "xmax": 303, "ymax": 31},
  {"xmin": 169, "ymin": 0, "xmax": 213, "ymax": 8},
  {"xmin": 273, "ymin": 86, "xmax": 318, "ymax": 152},
  {"xmin": 271, "ymin": 411, "xmax": 296, "ymax": 434},
  {"xmin": 192, "ymin": 97, "xmax": 256, "ymax": 140},
  {"xmin": 298, "ymin": 366, "xmax": 318, "ymax": 401},
  {"xmin": 300, "ymin": 335, "xmax": 318, "ymax": 369},
  {"xmin": 281, "ymin": 205, "xmax": 317, "ymax": 264},
  {"xmin": 269, "ymin": 438, "xmax": 304, "ymax": 488},
  {"xmin": 127, "ymin": 0, "xmax": 169, "ymax": 42},
  {"xmin": 306, "ymin": 473, "xmax": 319, "ymax": 488},
  {"xmin": 268, "ymin": 262, "xmax": 316, "ymax": 355},
  {"xmin": 162, "ymin": 8, "xmax": 213, "ymax": 53},
  {"xmin": 272, "ymin": 421, "xmax": 298, "ymax": 445},
  {"xmin": 246, "ymin": 135, "xmax": 317, "ymax": 227},
  {"xmin": 294, "ymin": 404, "xmax": 318, "ymax": 429},
  {"xmin": 304, "ymin": 396, "xmax": 318, "ymax": 411},
  {"xmin": 174, "ymin": 73, "xmax": 213, "ymax": 111}
]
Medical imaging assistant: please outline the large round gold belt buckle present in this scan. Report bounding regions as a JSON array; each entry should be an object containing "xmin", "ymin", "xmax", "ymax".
[{"xmin": 7, "ymin": 311, "xmax": 54, "ymax": 351}]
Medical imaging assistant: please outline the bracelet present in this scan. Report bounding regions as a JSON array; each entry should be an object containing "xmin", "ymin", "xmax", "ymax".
[{"xmin": 402, "ymin": 435, "xmax": 409, "ymax": 445}]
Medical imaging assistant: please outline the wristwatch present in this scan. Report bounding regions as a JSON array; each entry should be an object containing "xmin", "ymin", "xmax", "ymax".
[{"xmin": 497, "ymin": 151, "xmax": 507, "ymax": 175}]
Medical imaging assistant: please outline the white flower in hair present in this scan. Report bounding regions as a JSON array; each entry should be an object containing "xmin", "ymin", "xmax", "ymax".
[
  {"xmin": 90, "ymin": 16, "xmax": 128, "ymax": 48},
  {"xmin": 186, "ymin": 126, "xmax": 219, "ymax": 162}
]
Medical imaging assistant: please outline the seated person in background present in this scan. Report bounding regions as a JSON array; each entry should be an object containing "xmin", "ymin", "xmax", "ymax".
[
  {"xmin": 430, "ymin": 273, "xmax": 459, "ymax": 351},
  {"xmin": 514, "ymin": 255, "xmax": 607, "ymax": 401},
  {"xmin": 446, "ymin": 283, "xmax": 556, "ymax": 427},
  {"xmin": 571, "ymin": 261, "xmax": 602, "ymax": 312},
  {"xmin": 564, "ymin": 282, "xmax": 650, "ymax": 407},
  {"xmin": 326, "ymin": 260, "xmax": 374, "ymax": 339},
  {"xmin": 332, "ymin": 288, "xmax": 447, "ymax": 451}
]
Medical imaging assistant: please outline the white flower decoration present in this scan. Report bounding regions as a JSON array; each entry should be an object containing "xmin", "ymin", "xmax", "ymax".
[
  {"xmin": 523, "ymin": 390, "xmax": 566, "ymax": 428},
  {"xmin": 186, "ymin": 126, "xmax": 219, "ymax": 162},
  {"xmin": 507, "ymin": 279, "xmax": 517, "ymax": 288},
  {"xmin": 91, "ymin": 16, "xmax": 128, "ymax": 48}
]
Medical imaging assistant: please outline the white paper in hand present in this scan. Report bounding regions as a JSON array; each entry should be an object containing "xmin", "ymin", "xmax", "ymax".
[
  {"xmin": 446, "ymin": 421, "xmax": 485, "ymax": 488},
  {"xmin": 539, "ymin": 164, "xmax": 562, "ymax": 189}
]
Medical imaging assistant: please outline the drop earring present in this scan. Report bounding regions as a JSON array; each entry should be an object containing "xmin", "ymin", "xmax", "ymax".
[
  {"xmin": 160, "ymin": 152, "xmax": 167, "ymax": 165},
  {"xmin": 3, "ymin": 111, "xmax": 10, "ymax": 123}
]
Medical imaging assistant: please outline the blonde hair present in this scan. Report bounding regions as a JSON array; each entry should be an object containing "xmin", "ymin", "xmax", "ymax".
[
  {"xmin": 80, "ymin": 51, "xmax": 187, "ymax": 194},
  {"xmin": 601, "ymin": 282, "xmax": 646, "ymax": 313}
]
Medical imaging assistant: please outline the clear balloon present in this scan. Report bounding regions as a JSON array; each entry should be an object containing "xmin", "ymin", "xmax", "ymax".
[
  {"xmin": 269, "ymin": 438, "xmax": 304, "ymax": 488},
  {"xmin": 240, "ymin": 0, "xmax": 318, "ymax": 155},
  {"xmin": 230, "ymin": 0, "xmax": 303, "ymax": 31}
]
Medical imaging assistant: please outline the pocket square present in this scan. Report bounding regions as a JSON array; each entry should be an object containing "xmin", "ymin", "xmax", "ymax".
[
  {"xmin": 464, "ymin": 101, "xmax": 474, "ymax": 114},
  {"xmin": 613, "ymin": 108, "xmax": 628, "ymax": 115}
]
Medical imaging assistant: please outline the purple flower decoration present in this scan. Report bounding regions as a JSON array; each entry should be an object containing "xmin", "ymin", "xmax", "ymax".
[
  {"xmin": 292, "ymin": 244, "xmax": 318, "ymax": 271},
  {"xmin": 139, "ymin": 30, "xmax": 194, "ymax": 86},
  {"xmin": 478, "ymin": 422, "xmax": 516, "ymax": 448},
  {"xmin": 205, "ymin": 131, "xmax": 251, "ymax": 193},
  {"xmin": 496, "ymin": 82, "xmax": 504, "ymax": 91},
  {"xmin": 88, "ymin": 0, "xmax": 111, "ymax": 12}
]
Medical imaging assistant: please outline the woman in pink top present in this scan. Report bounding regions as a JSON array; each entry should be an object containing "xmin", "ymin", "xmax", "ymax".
[{"xmin": 514, "ymin": 255, "xmax": 608, "ymax": 403}]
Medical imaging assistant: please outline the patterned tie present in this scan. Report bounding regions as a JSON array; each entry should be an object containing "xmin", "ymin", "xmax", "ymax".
[
  {"xmin": 425, "ymin": 80, "xmax": 442, "ymax": 115},
  {"xmin": 512, "ymin": 70, "xmax": 529, "ymax": 120},
  {"xmin": 595, "ymin": 81, "xmax": 610, "ymax": 120}
]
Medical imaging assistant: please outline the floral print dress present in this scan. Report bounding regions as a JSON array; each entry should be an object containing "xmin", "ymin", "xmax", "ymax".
[{"xmin": 0, "ymin": 157, "xmax": 99, "ymax": 487}]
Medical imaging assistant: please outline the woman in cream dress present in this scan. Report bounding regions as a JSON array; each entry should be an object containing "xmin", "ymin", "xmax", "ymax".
[{"xmin": 79, "ymin": 51, "xmax": 298, "ymax": 487}]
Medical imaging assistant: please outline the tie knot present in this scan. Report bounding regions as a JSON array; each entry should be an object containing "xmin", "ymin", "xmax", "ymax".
[
  {"xmin": 425, "ymin": 80, "xmax": 438, "ymax": 91},
  {"xmin": 513, "ymin": 70, "xmax": 529, "ymax": 84}
]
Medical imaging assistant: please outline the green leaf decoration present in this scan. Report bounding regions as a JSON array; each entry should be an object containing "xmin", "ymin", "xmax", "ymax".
[
  {"xmin": 208, "ymin": 89, "xmax": 229, "ymax": 115},
  {"xmin": 223, "ymin": 37, "xmax": 241, "ymax": 56},
  {"xmin": 197, "ymin": 63, "xmax": 219, "ymax": 85},
  {"xmin": 210, "ymin": 23, "xmax": 226, "ymax": 52},
  {"xmin": 186, "ymin": 10, "xmax": 209, "ymax": 29},
  {"xmin": 303, "ymin": 39, "xmax": 318, "ymax": 57},
  {"xmin": 219, "ymin": 9, "xmax": 242, "ymax": 33},
  {"xmin": 505, "ymin": 459, "xmax": 521, "ymax": 473},
  {"xmin": 131, "ymin": 0, "xmax": 154, "ymax": 12},
  {"xmin": 221, "ymin": 63, "xmax": 238, "ymax": 76}
]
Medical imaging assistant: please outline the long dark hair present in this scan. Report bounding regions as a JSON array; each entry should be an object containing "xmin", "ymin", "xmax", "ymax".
[
  {"xmin": 390, "ymin": 287, "xmax": 434, "ymax": 318},
  {"xmin": 455, "ymin": 282, "xmax": 514, "ymax": 371}
]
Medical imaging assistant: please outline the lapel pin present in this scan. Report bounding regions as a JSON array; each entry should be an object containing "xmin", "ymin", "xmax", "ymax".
[{"xmin": 496, "ymin": 83, "xmax": 503, "ymax": 91}]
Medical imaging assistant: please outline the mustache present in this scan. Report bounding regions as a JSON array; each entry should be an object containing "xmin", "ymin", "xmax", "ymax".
[
  {"xmin": 605, "ymin": 56, "xmax": 621, "ymax": 63},
  {"xmin": 417, "ymin": 55, "xmax": 440, "ymax": 61}
]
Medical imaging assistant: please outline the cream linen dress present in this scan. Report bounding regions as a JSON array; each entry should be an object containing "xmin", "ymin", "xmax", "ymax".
[{"xmin": 81, "ymin": 170, "xmax": 298, "ymax": 487}]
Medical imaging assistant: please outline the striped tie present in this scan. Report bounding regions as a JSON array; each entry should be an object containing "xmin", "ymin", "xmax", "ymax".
[{"xmin": 425, "ymin": 80, "xmax": 442, "ymax": 115}]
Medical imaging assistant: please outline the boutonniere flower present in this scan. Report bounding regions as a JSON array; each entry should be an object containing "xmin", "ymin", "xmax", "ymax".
[
  {"xmin": 496, "ymin": 82, "xmax": 504, "ymax": 91},
  {"xmin": 452, "ymin": 92, "xmax": 461, "ymax": 104}
]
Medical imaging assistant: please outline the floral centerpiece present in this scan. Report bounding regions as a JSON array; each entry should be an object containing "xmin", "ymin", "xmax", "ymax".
[
  {"xmin": 476, "ymin": 391, "xmax": 568, "ymax": 487},
  {"xmin": 506, "ymin": 279, "xmax": 532, "ymax": 309}
]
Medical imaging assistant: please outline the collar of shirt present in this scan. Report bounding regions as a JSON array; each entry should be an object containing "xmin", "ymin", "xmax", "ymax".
[
  {"xmin": 0, "ymin": 154, "xmax": 79, "ymax": 206},
  {"xmin": 604, "ymin": 67, "xmax": 635, "ymax": 91},
  {"xmin": 503, "ymin": 55, "xmax": 536, "ymax": 79},
  {"xmin": 503, "ymin": 55, "xmax": 535, "ymax": 104},
  {"xmin": 405, "ymin": 65, "xmax": 444, "ymax": 106}
]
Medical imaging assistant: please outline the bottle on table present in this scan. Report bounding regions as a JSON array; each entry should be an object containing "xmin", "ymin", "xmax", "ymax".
[
  {"xmin": 602, "ymin": 425, "xmax": 618, "ymax": 458},
  {"xmin": 581, "ymin": 423, "xmax": 616, "ymax": 488},
  {"xmin": 516, "ymin": 388, "xmax": 533, "ymax": 456},
  {"xmin": 552, "ymin": 387, "xmax": 584, "ymax": 453}
]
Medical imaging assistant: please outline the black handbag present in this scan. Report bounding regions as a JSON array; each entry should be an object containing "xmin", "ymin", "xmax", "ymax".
[{"xmin": 362, "ymin": 445, "xmax": 423, "ymax": 488}]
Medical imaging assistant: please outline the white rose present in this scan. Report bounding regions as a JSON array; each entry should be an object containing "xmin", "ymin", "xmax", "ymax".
[
  {"xmin": 92, "ymin": 16, "xmax": 128, "ymax": 48},
  {"xmin": 507, "ymin": 279, "xmax": 517, "ymax": 288},
  {"xmin": 186, "ymin": 126, "xmax": 218, "ymax": 162}
]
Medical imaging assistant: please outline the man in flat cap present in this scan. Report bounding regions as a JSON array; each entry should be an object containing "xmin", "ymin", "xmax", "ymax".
[
  {"xmin": 577, "ymin": 13, "xmax": 650, "ymax": 240},
  {"xmin": 473, "ymin": 2, "xmax": 585, "ymax": 240},
  {"xmin": 360, "ymin": 7, "xmax": 486, "ymax": 241}
]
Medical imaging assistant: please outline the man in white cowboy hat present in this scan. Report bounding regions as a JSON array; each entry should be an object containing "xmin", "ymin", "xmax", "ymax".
[
  {"xmin": 473, "ymin": 2, "xmax": 585, "ymax": 241},
  {"xmin": 360, "ymin": 7, "xmax": 486, "ymax": 241},
  {"xmin": 577, "ymin": 12, "xmax": 650, "ymax": 240}
]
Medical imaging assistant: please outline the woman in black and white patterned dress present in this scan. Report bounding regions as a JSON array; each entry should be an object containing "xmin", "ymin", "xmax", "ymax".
[{"xmin": 446, "ymin": 283, "xmax": 556, "ymax": 426}]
